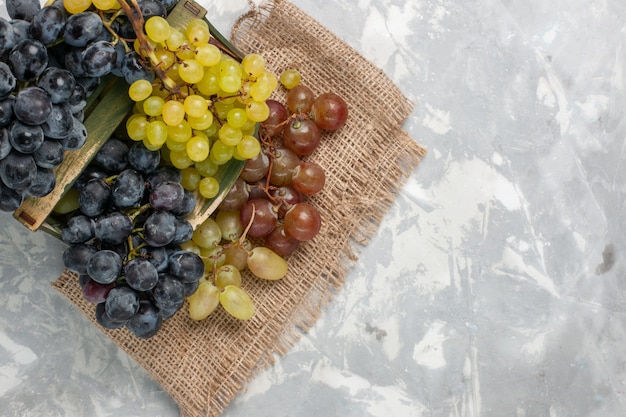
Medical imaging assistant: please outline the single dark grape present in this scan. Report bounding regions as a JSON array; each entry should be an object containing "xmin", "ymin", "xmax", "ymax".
[
  {"xmin": 139, "ymin": 0, "xmax": 167, "ymax": 20},
  {"xmin": 63, "ymin": 12, "xmax": 103, "ymax": 47},
  {"xmin": 126, "ymin": 299, "xmax": 162, "ymax": 339},
  {"xmin": 29, "ymin": 6, "xmax": 66, "ymax": 45},
  {"xmin": 13, "ymin": 86, "xmax": 52, "ymax": 126},
  {"xmin": 9, "ymin": 120, "xmax": 44, "ymax": 153},
  {"xmin": 87, "ymin": 249, "xmax": 123, "ymax": 284},
  {"xmin": 0, "ymin": 18, "xmax": 15, "ymax": 56},
  {"xmin": 269, "ymin": 146, "xmax": 300, "ymax": 186},
  {"xmin": 151, "ymin": 273, "xmax": 185, "ymax": 311},
  {"xmin": 75, "ymin": 76, "xmax": 100, "ymax": 97},
  {"xmin": 26, "ymin": 166, "xmax": 55, "ymax": 198},
  {"xmin": 95, "ymin": 302, "xmax": 126, "ymax": 329},
  {"xmin": 67, "ymin": 82, "xmax": 87, "ymax": 114},
  {"xmin": 0, "ymin": 62, "xmax": 16, "ymax": 98},
  {"xmin": 61, "ymin": 214, "xmax": 95, "ymax": 244},
  {"xmin": 8, "ymin": 39, "xmax": 48, "ymax": 83},
  {"xmin": 171, "ymin": 217, "xmax": 193, "ymax": 246},
  {"xmin": 265, "ymin": 223, "xmax": 300, "ymax": 256},
  {"xmin": 72, "ymin": 165, "xmax": 107, "ymax": 190},
  {"xmin": 182, "ymin": 280, "xmax": 199, "ymax": 298},
  {"xmin": 37, "ymin": 67, "xmax": 76, "ymax": 104},
  {"xmin": 137, "ymin": 245, "xmax": 169, "ymax": 272},
  {"xmin": 10, "ymin": 20, "xmax": 32, "ymax": 44},
  {"xmin": 94, "ymin": 137, "xmax": 129, "ymax": 173},
  {"xmin": 111, "ymin": 168, "xmax": 145, "ymax": 209},
  {"xmin": 284, "ymin": 202, "xmax": 322, "ymax": 241},
  {"xmin": 0, "ymin": 96, "xmax": 15, "ymax": 127},
  {"xmin": 0, "ymin": 128, "xmax": 12, "ymax": 160},
  {"xmin": 42, "ymin": 103, "xmax": 74, "ymax": 139},
  {"xmin": 82, "ymin": 40, "xmax": 117, "ymax": 78},
  {"xmin": 120, "ymin": 51, "xmax": 155, "ymax": 84},
  {"xmin": 149, "ymin": 180, "xmax": 184, "ymax": 211},
  {"xmin": 63, "ymin": 243, "xmax": 98, "ymax": 275},
  {"xmin": 0, "ymin": 151, "xmax": 37, "ymax": 190},
  {"xmin": 240, "ymin": 198, "xmax": 279, "ymax": 238},
  {"xmin": 286, "ymin": 84, "xmax": 315, "ymax": 114},
  {"xmin": 240, "ymin": 151, "xmax": 270, "ymax": 183},
  {"xmin": 124, "ymin": 257, "xmax": 159, "ymax": 291},
  {"xmin": 170, "ymin": 189, "xmax": 196, "ymax": 217},
  {"xmin": 82, "ymin": 279, "xmax": 116, "ymax": 304},
  {"xmin": 104, "ymin": 285, "xmax": 140, "ymax": 323},
  {"xmin": 271, "ymin": 185, "xmax": 304, "ymax": 218},
  {"xmin": 33, "ymin": 138, "xmax": 64, "ymax": 168},
  {"xmin": 6, "ymin": 0, "xmax": 41, "ymax": 22},
  {"xmin": 292, "ymin": 161, "xmax": 326, "ymax": 195},
  {"xmin": 146, "ymin": 165, "xmax": 182, "ymax": 190},
  {"xmin": 218, "ymin": 177, "xmax": 249, "ymax": 211},
  {"xmin": 143, "ymin": 210, "xmax": 177, "ymax": 247},
  {"xmin": 79, "ymin": 178, "xmax": 110, "ymax": 217},
  {"xmin": 127, "ymin": 141, "xmax": 160, "ymax": 174},
  {"xmin": 0, "ymin": 181, "xmax": 24, "ymax": 212},
  {"xmin": 94, "ymin": 211, "xmax": 133, "ymax": 245},
  {"xmin": 168, "ymin": 250, "xmax": 204, "ymax": 283},
  {"xmin": 60, "ymin": 117, "xmax": 88, "ymax": 150}
]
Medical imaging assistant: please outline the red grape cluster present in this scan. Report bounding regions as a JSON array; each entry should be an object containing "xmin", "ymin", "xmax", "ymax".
[{"xmin": 217, "ymin": 81, "xmax": 348, "ymax": 256}]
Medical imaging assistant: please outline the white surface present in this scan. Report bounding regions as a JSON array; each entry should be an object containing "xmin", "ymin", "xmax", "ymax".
[{"xmin": 2, "ymin": 0, "xmax": 626, "ymax": 416}]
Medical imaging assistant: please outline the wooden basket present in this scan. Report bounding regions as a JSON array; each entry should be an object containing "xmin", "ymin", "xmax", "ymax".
[{"xmin": 12, "ymin": 0, "xmax": 246, "ymax": 238}]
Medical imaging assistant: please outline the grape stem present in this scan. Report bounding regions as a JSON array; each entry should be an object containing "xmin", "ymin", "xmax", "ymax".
[{"xmin": 116, "ymin": 0, "xmax": 181, "ymax": 94}]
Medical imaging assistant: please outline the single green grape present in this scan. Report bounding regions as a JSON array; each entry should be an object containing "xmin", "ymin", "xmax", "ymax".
[
  {"xmin": 219, "ymin": 285, "xmax": 255, "ymax": 320},
  {"xmin": 198, "ymin": 176, "xmax": 220, "ymax": 199}
]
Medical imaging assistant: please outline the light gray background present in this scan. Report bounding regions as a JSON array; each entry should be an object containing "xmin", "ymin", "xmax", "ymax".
[{"xmin": 1, "ymin": 0, "xmax": 625, "ymax": 416}]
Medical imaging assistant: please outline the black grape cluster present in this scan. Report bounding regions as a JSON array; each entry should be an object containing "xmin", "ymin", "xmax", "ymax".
[
  {"xmin": 0, "ymin": 0, "xmax": 174, "ymax": 212},
  {"xmin": 61, "ymin": 137, "xmax": 205, "ymax": 339}
]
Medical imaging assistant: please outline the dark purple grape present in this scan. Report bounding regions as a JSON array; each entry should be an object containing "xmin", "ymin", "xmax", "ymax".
[
  {"xmin": 151, "ymin": 273, "xmax": 185, "ymax": 311},
  {"xmin": 127, "ymin": 141, "xmax": 160, "ymax": 174},
  {"xmin": 6, "ymin": 0, "xmax": 41, "ymax": 22},
  {"xmin": 168, "ymin": 250, "xmax": 205, "ymax": 283},
  {"xmin": 26, "ymin": 166, "xmax": 55, "ymax": 197},
  {"xmin": 94, "ymin": 211, "xmax": 133, "ymax": 245},
  {"xmin": 217, "ymin": 177, "xmax": 249, "ymax": 211},
  {"xmin": 37, "ymin": 67, "xmax": 76, "ymax": 104},
  {"xmin": 143, "ymin": 210, "xmax": 177, "ymax": 247},
  {"xmin": 182, "ymin": 280, "xmax": 199, "ymax": 298},
  {"xmin": 10, "ymin": 20, "xmax": 32, "ymax": 44},
  {"xmin": 111, "ymin": 168, "xmax": 144, "ymax": 209},
  {"xmin": 75, "ymin": 76, "xmax": 101, "ymax": 97},
  {"xmin": 124, "ymin": 257, "xmax": 159, "ymax": 291},
  {"xmin": 9, "ymin": 120, "xmax": 44, "ymax": 153},
  {"xmin": 262, "ymin": 99, "xmax": 289, "ymax": 137},
  {"xmin": 61, "ymin": 214, "xmax": 95, "ymax": 244},
  {"xmin": 13, "ymin": 86, "xmax": 52, "ymax": 126},
  {"xmin": 63, "ymin": 46, "xmax": 86, "ymax": 78},
  {"xmin": 170, "ymin": 189, "xmax": 196, "ymax": 217},
  {"xmin": 79, "ymin": 178, "xmax": 110, "ymax": 217},
  {"xmin": 139, "ymin": 0, "xmax": 167, "ymax": 20},
  {"xmin": 0, "ymin": 128, "xmax": 12, "ymax": 160},
  {"xmin": 60, "ymin": 117, "xmax": 88, "ymax": 150},
  {"xmin": 87, "ymin": 249, "xmax": 123, "ymax": 284},
  {"xmin": 67, "ymin": 83, "xmax": 87, "ymax": 114},
  {"xmin": 0, "ymin": 18, "xmax": 16, "ymax": 56},
  {"xmin": 240, "ymin": 151, "xmax": 270, "ymax": 183},
  {"xmin": 94, "ymin": 137, "xmax": 129, "ymax": 173},
  {"xmin": 33, "ymin": 139, "xmax": 64, "ymax": 168},
  {"xmin": 104, "ymin": 285, "xmax": 140, "ymax": 323},
  {"xmin": 63, "ymin": 12, "xmax": 103, "ymax": 47},
  {"xmin": 0, "ymin": 181, "xmax": 24, "ymax": 212},
  {"xmin": 95, "ymin": 301, "xmax": 126, "ymax": 329},
  {"xmin": 0, "ymin": 151, "xmax": 37, "ymax": 190},
  {"xmin": 0, "ymin": 62, "xmax": 16, "ymax": 98},
  {"xmin": 137, "ymin": 245, "xmax": 169, "ymax": 272},
  {"xmin": 73, "ymin": 165, "xmax": 107, "ymax": 190},
  {"xmin": 126, "ymin": 299, "xmax": 162, "ymax": 339},
  {"xmin": 29, "ymin": 5, "xmax": 66, "ymax": 45},
  {"xmin": 149, "ymin": 180, "xmax": 184, "ymax": 211},
  {"xmin": 171, "ymin": 217, "xmax": 193, "ymax": 245},
  {"xmin": 63, "ymin": 243, "xmax": 98, "ymax": 275},
  {"xmin": 120, "ymin": 51, "xmax": 155, "ymax": 84},
  {"xmin": 240, "ymin": 198, "xmax": 278, "ymax": 238},
  {"xmin": 146, "ymin": 166, "xmax": 182, "ymax": 189},
  {"xmin": 82, "ymin": 279, "xmax": 115, "ymax": 304},
  {"xmin": 8, "ymin": 39, "xmax": 48, "ymax": 83},
  {"xmin": 82, "ymin": 40, "xmax": 117, "ymax": 78},
  {"xmin": 0, "ymin": 96, "xmax": 15, "ymax": 127},
  {"xmin": 283, "ymin": 117, "xmax": 321, "ymax": 156}
]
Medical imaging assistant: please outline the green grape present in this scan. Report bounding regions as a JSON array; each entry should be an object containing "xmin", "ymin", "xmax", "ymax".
[
  {"xmin": 154, "ymin": 48, "xmax": 176, "ymax": 71},
  {"xmin": 198, "ymin": 176, "xmax": 220, "ymax": 199},
  {"xmin": 93, "ymin": 0, "xmax": 121, "ymax": 10},
  {"xmin": 146, "ymin": 119, "xmax": 168, "ymax": 146},
  {"xmin": 249, "ymin": 71, "xmax": 277, "ymax": 102},
  {"xmin": 187, "ymin": 19, "xmax": 210, "ymax": 45},
  {"xmin": 195, "ymin": 157, "xmax": 218, "ymax": 177},
  {"xmin": 196, "ymin": 70, "xmax": 221, "ymax": 96},
  {"xmin": 246, "ymin": 100, "xmax": 270, "ymax": 122},
  {"xmin": 219, "ymin": 74, "xmax": 242, "ymax": 94},
  {"xmin": 167, "ymin": 120, "xmax": 192, "ymax": 142},
  {"xmin": 213, "ymin": 101, "xmax": 233, "ymax": 121},
  {"xmin": 143, "ymin": 95, "xmax": 165, "ymax": 117},
  {"xmin": 247, "ymin": 246, "xmax": 288, "ymax": 280},
  {"xmin": 195, "ymin": 44, "xmax": 222, "ymax": 67},
  {"xmin": 280, "ymin": 68, "xmax": 301, "ymax": 89},
  {"xmin": 162, "ymin": 100, "xmax": 186, "ymax": 126},
  {"xmin": 186, "ymin": 135, "xmax": 210, "ymax": 162},
  {"xmin": 218, "ymin": 123, "xmax": 243, "ymax": 147},
  {"xmin": 219, "ymin": 285, "xmax": 255, "ymax": 320},
  {"xmin": 187, "ymin": 112, "xmax": 214, "ymax": 130},
  {"xmin": 179, "ymin": 59, "xmax": 205, "ymax": 84},
  {"xmin": 181, "ymin": 167, "xmax": 201, "ymax": 190},
  {"xmin": 129, "ymin": 79, "xmax": 153, "ymax": 102},
  {"xmin": 241, "ymin": 53, "xmax": 266, "ymax": 77},
  {"xmin": 226, "ymin": 108, "xmax": 248, "ymax": 129},
  {"xmin": 165, "ymin": 28, "xmax": 186, "ymax": 50},
  {"xmin": 215, "ymin": 265, "xmax": 242, "ymax": 289},
  {"xmin": 142, "ymin": 137, "xmax": 162, "ymax": 151},
  {"xmin": 236, "ymin": 135, "xmax": 261, "ymax": 159},
  {"xmin": 210, "ymin": 140, "xmax": 234, "ymax": 165},
  {"xmin": 184, "ymin": 95, "xmax": 208, "ymax": 118},
  {"xmin": 169, "ymin": 149, "xmax": 193, "ymax": 169},
  {"xmin": 215, "ymin": 210, "xmax": 244, "ymax": 242},
  {"xmin": 188, "ymin": 280, "xmax": 220, "ymax": 321},
  {"xmin": 179, "ymin": 239, "xmax": 201, "ymax": 255},
  {"xmin": 145, "ymin": 16, "xmax": 171, "ymax": 43},
  {"xmin": 166, "ymin": 137, "xmax": 187, "ymax": 151},
  {"xmin": 201, "ymin": 245, "xmax": 226, "ymax": 270},
  {"xmin": 126, "ymin": 114, "xmax": 149, "ymax": 141},
  {"xmin": 193, "ymin": 218, "xmax": 222, "ymax": 248},
  {"xmin": 64, "ymin": 0, "xmax": 93, "ymax": 14}
]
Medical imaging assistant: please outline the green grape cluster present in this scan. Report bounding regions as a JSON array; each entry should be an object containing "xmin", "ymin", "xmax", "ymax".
[{"xmin": 125, "ymin": 16, "xmax": 276, "ymax": 199}]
